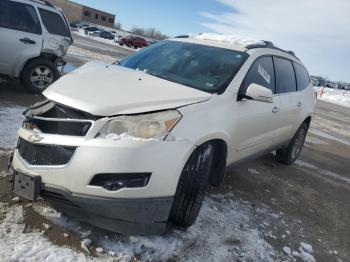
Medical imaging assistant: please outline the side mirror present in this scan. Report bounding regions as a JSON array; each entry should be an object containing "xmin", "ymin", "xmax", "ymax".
[{"xmin": 243, "ymin": 83, "xmax": 273, "ymax": 103}]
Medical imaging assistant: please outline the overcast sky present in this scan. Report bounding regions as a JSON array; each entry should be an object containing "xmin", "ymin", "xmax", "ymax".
[{"xmin": 75, "ymin": 0, "xmax": 350, "ymax": 82}]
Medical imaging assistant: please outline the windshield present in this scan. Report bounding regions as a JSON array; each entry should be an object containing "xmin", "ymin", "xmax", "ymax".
[{"xmin": 118, "ymin": 40, "xmax": 248, "ymax": 93}]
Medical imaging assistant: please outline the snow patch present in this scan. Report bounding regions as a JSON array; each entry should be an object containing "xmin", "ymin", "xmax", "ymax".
[
  {"xmin": 315, "ymin": 86, "xmax": 350, "ymax": 108},
  {"xmin": 192, "ymin": 33, "xmax": 260, "ymax": 46},
  {"xmin": 295, "ymin": 160, "xmax": 350, "ymax": 184},
  {"xmin": 0, "ymin": 204, "xmax": 89, "ymax": 261},
  {"xmin": 0, "ymin": 105, "xmax": 25, "ymax": 149},
  {"xmin": 67, "ymin": 46, "xmax": 118, "ymax": 63}
]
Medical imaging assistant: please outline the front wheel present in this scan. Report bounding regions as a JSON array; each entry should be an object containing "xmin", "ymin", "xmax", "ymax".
[
  {"xmin": 169, "ymin": 143, "xmax": 214, "ymax": 227},
  {"xmin": 21, "ymin": 58, "xmax": 59, "ymax": 94},
  {"xmin": 276, "ymin": 122, "xmax": 309, "ymax": 165}
]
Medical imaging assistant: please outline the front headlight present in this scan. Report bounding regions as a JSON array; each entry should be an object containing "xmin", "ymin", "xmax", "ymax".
[{"xmin": 97, "ymin": 110, "xmax": 181, "ymax": 140}]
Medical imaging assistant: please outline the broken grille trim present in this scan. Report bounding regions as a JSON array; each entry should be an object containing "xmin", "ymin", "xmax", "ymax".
[{"xmin": 24, "ymin": 116, "xmax": 95, "ymax": 137}]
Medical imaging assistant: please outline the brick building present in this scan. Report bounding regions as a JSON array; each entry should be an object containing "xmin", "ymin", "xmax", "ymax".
[{"xmin": 47, "ymin": 0, "xmax": 116, "ymax": 27}]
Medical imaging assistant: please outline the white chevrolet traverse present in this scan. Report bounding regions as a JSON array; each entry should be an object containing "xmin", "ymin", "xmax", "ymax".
[{"xmin": 11, "ymin": 34, "xmax": 316, "ymax": 234}]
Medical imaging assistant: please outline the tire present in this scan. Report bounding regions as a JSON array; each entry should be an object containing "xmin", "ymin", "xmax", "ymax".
[
  {"xmin": 209, "ymin": 146, "xmax": 227, "ymax": 187},
  {"xmin": 169, "ymin": 143, "xmax": 214, "ymax": 227},
  {"xmin": 21, "ymin": 58, "xmax": 59, "ymax": 94},
  {"xmin": 276, "ymin": 122, "xmax": 309, "ymax": 165}
]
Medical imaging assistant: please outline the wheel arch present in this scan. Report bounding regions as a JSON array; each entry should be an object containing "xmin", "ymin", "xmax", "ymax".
[{"xmin": 18, "ymin": 53, "xmax": 59, "ymax": 78}]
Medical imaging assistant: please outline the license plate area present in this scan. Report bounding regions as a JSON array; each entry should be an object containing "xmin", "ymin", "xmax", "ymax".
[{"xmin": 13, "ymin": 172, "xmax": 41, "ymax": 201}]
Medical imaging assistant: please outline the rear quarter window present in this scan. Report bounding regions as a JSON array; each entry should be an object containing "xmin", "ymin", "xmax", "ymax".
[
  {"xmin": 293, "ymin": 62, "xmax": 310, "ymax": 91},
  {"xmin": 39, "ymin": 8, "xmax": 70, "ymax": 37},
  {"xmin": 274, "ymin": 57, "xmax": 297, "ymax": 94}
]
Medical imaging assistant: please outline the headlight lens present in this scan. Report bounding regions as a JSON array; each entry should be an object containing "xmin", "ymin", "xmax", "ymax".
[{"xmin": 97, "ymin": 110, "xmax": 181, "ymax": 140}]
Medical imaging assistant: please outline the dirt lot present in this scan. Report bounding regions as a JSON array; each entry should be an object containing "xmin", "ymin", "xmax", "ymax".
[{"xmin": 0, "ymin": 36, "xmax": 349, "ymax": 261}]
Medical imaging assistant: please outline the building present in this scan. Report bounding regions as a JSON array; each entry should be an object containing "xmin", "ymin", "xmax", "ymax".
[{"xmin": 46, "ymin": 0, "xmax": 116, "ymax": 27}]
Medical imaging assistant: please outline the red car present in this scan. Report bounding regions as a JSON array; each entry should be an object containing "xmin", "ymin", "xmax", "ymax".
[{"xmin": 119, "ymin": 36, "xmax": 148, "ymax": 48}]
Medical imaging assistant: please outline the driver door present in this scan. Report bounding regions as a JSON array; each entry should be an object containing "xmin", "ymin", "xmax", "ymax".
[{"xmin": 230, "ymin": 56, "xmax": 279, "ymax": 162}]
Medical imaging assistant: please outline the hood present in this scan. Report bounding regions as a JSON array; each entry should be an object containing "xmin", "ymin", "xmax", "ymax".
[{"xmin": 44, "ymin": 62, "xmax": 212, "ymax": 116}]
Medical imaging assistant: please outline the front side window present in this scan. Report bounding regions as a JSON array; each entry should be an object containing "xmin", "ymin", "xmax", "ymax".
[
  {"xmin": 0, "ymin": 0, "xmax": 41, "ymax": 34},
  {"xmin": 101, "ymin": 16, "xmax": 106, "ymax": 21},
  {"xmin": 293, "ymin": 62, "xmax": 310, "ymax": 91},
  {"xmin": 240, "ymin": 56, "xmax": 275, "ymax": 94},
  {"xmin": 39, "ymin": 8, "xmax": 70, "ymax": 38},
  {"xmin": 274, "ymin": 57, "xmax": 297, "ymax": 94},
  {"xmin": 119, "ymin": 40, "xmax": 249, "ymax": 93}
]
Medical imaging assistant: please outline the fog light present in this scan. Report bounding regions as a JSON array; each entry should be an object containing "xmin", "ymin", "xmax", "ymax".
[{"xmin": 89, "ymin": 173, "xmax": 151, "ymax": 191}]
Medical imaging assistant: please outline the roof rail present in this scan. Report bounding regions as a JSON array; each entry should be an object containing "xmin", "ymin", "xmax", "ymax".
[
  {"xmin": 30, "ymin": 0, "xmax": 55, "ymax": 8},
  {"xmin": 246, "ymin": 40, "xmax": 299, "ymax": 60},
  {"xmin": 174, "ymin": 35, "xmax": 190, "ymax": 38}
]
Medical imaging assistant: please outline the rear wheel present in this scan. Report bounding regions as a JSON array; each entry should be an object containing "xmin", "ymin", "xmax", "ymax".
[
  {"xmin": 276, "ymin": 122, "xmax": 309, "ymax": 165},
  {"xmin": 169, "ymin": 143, "xmax": 214, "ymax": 227},
  {"xmin": 21, "ymin": 58, "xmax": 59, "ymax": 94}
]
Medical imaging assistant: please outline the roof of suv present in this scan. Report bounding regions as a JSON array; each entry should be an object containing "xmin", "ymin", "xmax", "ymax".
[{"xmin": 170, "ymin": 33, "xmax": 301, "ymax": 63}]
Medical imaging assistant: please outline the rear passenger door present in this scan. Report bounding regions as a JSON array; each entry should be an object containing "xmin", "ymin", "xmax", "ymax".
[{"xmin": 273, "ymin": 57, "xmax": 299, "ymax": 145}]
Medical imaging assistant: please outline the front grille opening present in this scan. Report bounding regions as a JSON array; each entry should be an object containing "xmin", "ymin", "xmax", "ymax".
[
  {"xmin": 18, "ymin": 138, "xmax": 76, "ymax": 166},
  {"xmin": 24, "ymin": 119, "xmax": 91, "ymax": 136},
  {"xmin": 90, "ymin": 173, "xmax": 151, "ymax": 191}
]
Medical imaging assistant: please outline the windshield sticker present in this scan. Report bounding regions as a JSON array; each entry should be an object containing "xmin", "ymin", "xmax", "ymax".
[{"xmin": 258, "ymin": 64, "xmax": 271, "ymax": 84}]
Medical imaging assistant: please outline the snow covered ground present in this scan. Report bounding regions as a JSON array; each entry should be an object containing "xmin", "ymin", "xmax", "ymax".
[
  {"xmin": 0, "ymin": 105, "xmax": 25, "ymax": 149},
  {"xmin": 0, "ymin": 194, "xmax": 317, "ymax": 262},
  {"xmin": 315, "ymin": 86, "xmax": 350, "ymax": 108},
  {"xmin": 67, "ymin": 46, "xmax": 117, "ymax": 63}
]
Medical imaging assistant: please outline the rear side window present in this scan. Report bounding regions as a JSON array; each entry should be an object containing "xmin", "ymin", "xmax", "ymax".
[
  {"xmin": 241, "ymin": 56, "xmax": 276, "ymax": 94},
  {"xmin": 39, "ymin": 8, "xmax": 70, "ymax": 37},
  {"xmin": 293, "ymin": 62, "xmax": 310, "ymax": 91},
  {"xmin": 274, "ymin": 57, "xmax": 296, "ymax": 94},
  {"xmin": 0, "ymin": 0, "xmax": 41, "ymax": 34}
]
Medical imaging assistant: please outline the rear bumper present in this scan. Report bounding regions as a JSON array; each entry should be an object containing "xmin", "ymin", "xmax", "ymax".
[{"xmin": 42, "ymin": 186, "xmax": 174, "ymax": 235}]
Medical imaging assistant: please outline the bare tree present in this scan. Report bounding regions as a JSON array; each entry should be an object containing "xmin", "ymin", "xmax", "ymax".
[{"xmin": 131, "ymin": 26, "xmax": 168, "ymax": 40}]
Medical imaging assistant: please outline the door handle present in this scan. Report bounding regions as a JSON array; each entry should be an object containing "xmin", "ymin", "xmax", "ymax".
[
  {"xmin": 297, "ymin": 101, "xmax": 303, "ymax": 107},
  {"xmin": 19, "ymin": 38, "xmax": 36, "ymax": 44},
  {"xmin": 272, "ymin": 106, "xmax": 280, "ymax": 113}
]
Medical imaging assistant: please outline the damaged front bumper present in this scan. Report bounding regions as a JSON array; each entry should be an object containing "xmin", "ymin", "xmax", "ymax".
[{"xmin": 11, "ymin": 101, "xmax": 195, "ymax": 234}]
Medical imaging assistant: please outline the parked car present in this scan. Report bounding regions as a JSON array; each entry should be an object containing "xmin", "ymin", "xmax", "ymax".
[
  {"xmin": 69, "ymin": 23, "xmax": 78, "ymax": 29},
  {"xmin": 0, "ymin": 0, "xmax": 73, "ymax": 93},
  {"xmin": 99, "ymin": 31, "xmax": 115, "ymax": 40},
  {"xmin": 11, "ymin": 36, "xmax": 316, "ymax": 235},
  {"xmin": 84, "ymin": 26, "xmax": 101, "ymax": 35},
  {"xmin": 119, "ymin": 36, "xmax": 148, "ymax": 48}
]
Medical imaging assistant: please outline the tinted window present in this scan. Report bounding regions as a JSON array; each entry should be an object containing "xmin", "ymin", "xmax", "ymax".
[
  {"xmin": 39, "ymin": 8, "xmax": 70, "ymax": 37},
  {"xmin": 241, "ymin": 56, "xmax": 275, "ymax": 94},
  {"xmin": 0, "ymin": 0, "xmax": 41, "ymax": 34},
  {"xmin": 119, "ymin": 40, "xmax": 248, "ymax": 93},
  {"xmin": 293, "ymin": 62, "xmax": 310, "ymax": 91},
  {"xmin": 274, "ymin": 57, "xmax": 296, "ymax": 94}
]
